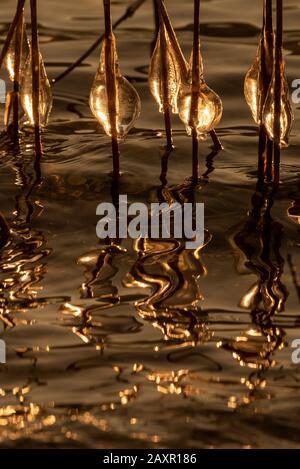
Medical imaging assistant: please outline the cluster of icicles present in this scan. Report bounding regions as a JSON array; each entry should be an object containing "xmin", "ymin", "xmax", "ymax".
[
  {"xmin": 3, "ymin": 0, "xmax": 223, "ymax": 143},
  {"xmin": 2, "ymin": 0, "xmax": 293, "ymax": 149},
  {"xmin": 4, "ymin": 16, "xmax": 52, "ymax": 127},
  {"xmin": 244, "ymin": 8, "xmax": 293, "ymax": 147},
  {"xmin": 89, "ymin": 0, "xmax": 223, "ymax": 142}
]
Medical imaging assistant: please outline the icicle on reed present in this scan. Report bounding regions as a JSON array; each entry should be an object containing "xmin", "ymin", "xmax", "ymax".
[
  {"xmin": 3, "ymin": 19, "xmax": 29, "ymax": 83},
  {"xmin": 20, "ymin": 49, "xmax": 53, "ymax": 127},
  {"xmin": 245, "ymin": 0, "xmax": 293, "ymax": 148},
  {"xmin": 244, "ymin": 0, "xmax": 274, "ymax": 182},
  {"xmin": 20, "ymin": 0, "xmax": 53, "ymax": 132},
  {"xmin": 244, "ymin": 2, "xmax": 274, "ymax": 125},
  {"xmin": 149, "ymin": 0, "xmax": 188, "ymax": 148},
  {"xmin": 177, "ymin": 5, "xmax": 222, "ymax": 140},
  {"xmin": 262, "ymin": 66, "xmax": 293, "ymax": 148},
  {"xmin": 90, "ymin": 0, "xmax": 141, "ymax": 178},
  {"xmin": 1, "ymin": 0, "xmax": 27, "ymax": 132},
  {"xmin": 262, "ymin": 0, "xmax": 293, "ymax": 149},
  {"xmin": 177, "ymin": 57, "xmax": 223, "ymax": 139},
  {"xmin": 177, "ymin": 0, "xmax": 222, "ymax": 178},
  {"xmin": 1, "ymin": 0, "xmax": 52, "ymax": 131}
]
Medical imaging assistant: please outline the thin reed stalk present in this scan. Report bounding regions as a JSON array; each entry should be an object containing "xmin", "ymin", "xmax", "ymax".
[
  {"xmin": 103, "ymin": 0, "xmax": 120, "ymax": 179},
  {"xmin": 159, "ymin": 12, "xmax": 173, "ymax": 150},
  {"xmin": 12, "ymin": 8, "xmax": 24, "ymax": 136},
  {"xmin": 191, "ymin": 0, "xmax": 201, "ymax": 181},
  {"xmin": 0, "ymin": 0, "xmax": 26, "ymax": 70},
  {"xmin": 273, "ymin": 0, "xmax": 283, "ymax": 185},
  {"xmin": 259, "ymin": 0, "xmax": 273, "ymax": 182},
  {"xmin": 30, "ymin": 0, "xmax": 42, "ymax": 158}
]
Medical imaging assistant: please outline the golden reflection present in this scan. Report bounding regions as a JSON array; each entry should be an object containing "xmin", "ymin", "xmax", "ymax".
[
  {"xmin": 61, "ymin": 181, "xmax": 129, "ymax": 349},
  {"xmin": 0, "ymin": 157, "xmax": 51, "ymax": 333},
  {"xmin": 0, "ymin": 152, "xmax": 73, "ymax": 441},
  {"xmin": 125, "ymin": 177, "xmax": 212, "ymax": 346},
  {"xmin": 223, "ymin": 183, "xmax": 287, "ymax": 405}
]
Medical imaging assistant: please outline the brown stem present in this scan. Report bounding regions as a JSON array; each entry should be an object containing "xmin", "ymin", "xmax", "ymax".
[
  {"xmin": 265, "ymin": 138, "xmax": 273, "ymax": 182},
  {"xmin": 53, "ymin": 0, "xmax": 146, "ymax": 85},
  {"xmin": 160, "ymin": 148, "xmax": 171, "ymax": 186},
  {"xmin": 192, "ymin": 128, "xmax": 199, "ymax": 181},
  {"xmin": 209, "ymin": 130, "xmax": 223, "ymax": 150},
  {"xmin": 259, "ymin": 0, "xmax": 274, "ymax": 181},
  {"xmin": 190, "ymin": 0, "xmax": 200, "ymax": 180},
  {"xmin": 30, "ymin": 0, "xmax": 42, "ymax": 158},
  {"xmin": 159, "ymin": 13, "xmax": 173, "ymax": 150},
  {"xmin": 0, "ymin": 0, "xmax": 26, "ymax": 70},
  {"xmin": 12, "ymin": 8, "xmax": 24, "ymax": 136},
  {"xmin": 258, "ymin": 125, "xmax": 266, "ymax": 182},
  {"xmin": 156, "ymin": 0, "xmax": 188, "ymax": 78},
  {"xmin": 273, "ymin": 0, "xmax": 283, "ymax": 185},
  {"xmin": 103, "ymin": 0, "xmax": 120, "ymax": 179},
  {"xmin": 152, "ymin": 0, "xmax": 160, "ymax": 54}
]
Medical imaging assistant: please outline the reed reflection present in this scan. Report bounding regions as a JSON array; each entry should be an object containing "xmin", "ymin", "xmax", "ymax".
[
  {"xmin": 0, "ymin": 149, "xmax": 61, "ymax": 440},
  {"xmin": 0, "ymin": 154, "xmax": 51, "ymax": 332},
  {"xmin": 222, "ymin": 183, "xmax": 288, "ymax": 404},
  {"xmin": 61, "ymin": 180, "xmax": 131, "ymax": 348},
  {"xmin": 125, "ymin": 149, "xmax": 215, "ymax": 347}
]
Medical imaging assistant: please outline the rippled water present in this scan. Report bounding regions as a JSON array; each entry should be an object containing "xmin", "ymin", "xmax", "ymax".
[{"xmin": 0, "ymin": 0, "xmax": 300, "ymax": 449}]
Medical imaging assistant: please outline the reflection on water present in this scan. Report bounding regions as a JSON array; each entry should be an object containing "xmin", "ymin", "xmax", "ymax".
[
  {"xmin": 0, "ymin": 152, "xmax": 49, "ymax": 328},
  {"xmin": 126, "ymin": 171, "xmax": 212, "ymax": 347},
  {"xmin": 0, "ymin": 0, "xmax": 300, "ymax": 449},
  {"xmin": 223, "ymin": 184, "xmax": 287, "ymax": 403}
]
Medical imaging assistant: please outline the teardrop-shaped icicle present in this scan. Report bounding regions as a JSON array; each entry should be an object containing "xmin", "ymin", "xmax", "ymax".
[
  {"xmin": 177, "ymin": 80, "xmax": 223, "ymax": 139},
  {"xmin": 262, "ymin": 65, "xmax": 293, "ymax": 147},
  {"xmin": 20, "ymin": 48, "xmax": 53, "ymax": 127},
  {"xmin": 89, "ymin": 34, "xmax": 141, "ymax": 139},
  {"xmin": 3, "ymin": 19, "xmax": 29, "ymax": 82},
  {"xmin": 244, "ymin": 41, "xmax": 264, "ymax": 125},
  {"xmin": 149, "ymin": 22, "xmax": 185, "ymax": 114}
]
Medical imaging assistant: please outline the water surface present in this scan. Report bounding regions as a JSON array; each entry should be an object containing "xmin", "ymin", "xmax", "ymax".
[{"xmin": 0, "ymin": 0, "xmax": 300, "ymax": 449}]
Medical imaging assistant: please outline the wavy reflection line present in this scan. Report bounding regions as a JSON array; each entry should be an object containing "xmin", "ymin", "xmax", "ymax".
[
  {"xmin": 125, "ymin": 172, "xmax": 212, "ymax": 346},
  {"xmin": 220, "ymin": 183, "xmax": 288, "ymax": 406}
]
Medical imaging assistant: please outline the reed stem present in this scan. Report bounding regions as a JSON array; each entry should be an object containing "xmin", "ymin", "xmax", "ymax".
[
  {"xmin": 30, "ymin": 0, "xmax": 42, "ymax": 158},
  {"xmin": 191, "ymin": 0, "xmax": 200, "ymax": 181},
  {"xmin": 273, "ymin": 0, "xmax": 283, "ymax": 185},
  {"xmin": 158, "ymin": 11, "xmax": 173, "ymax": 150},
  {"xmin": 0, "ymin": 0, "xmax": 26, "ymax": 70},
  {"xmin": 152, "ymin": 0, "xmax": 160, "ymax": 54},
  {"xmin": 12, "ymin": 8, "xmax": 24, "ymax": 136},
  {"xmin": 157, "ymin": 0, "xmax": 188, "ymax": 78},
  {"xmin": 192, "ymin": 128, "xmax": 199, "ymax": 181},
  {"xmin": 259, "ymin": 0, "xmax": 273, "ymax": 182},
  {"xmin": 209, "ymin": 130, "xmax": 223, "ymax": 150},
  {"xmin": 103, "ymin": 0, "xmax": 120, "ymax": 179}
]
